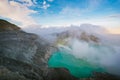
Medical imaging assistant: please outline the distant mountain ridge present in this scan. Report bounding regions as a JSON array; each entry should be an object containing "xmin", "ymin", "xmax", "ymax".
[
  {"xmin": 24, "ymin": 24, "xmax": 120, "ymax": 46},
  {"xmin": 24, "ymin": 24, "xmax": 108, "ymax": 44},
  {"xmin": 25, "ymin": 23, "xmax": 108, "ymax": 35}
]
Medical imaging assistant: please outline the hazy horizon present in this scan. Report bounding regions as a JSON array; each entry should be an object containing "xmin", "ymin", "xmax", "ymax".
[{"xmin": 0, "ymin": 0, "xmax": 120, "ymax": 34}]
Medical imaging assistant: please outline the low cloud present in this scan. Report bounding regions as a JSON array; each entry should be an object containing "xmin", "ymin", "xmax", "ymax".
[
  {"xmin": 108, "ymin": 14, "xmax": 120, "ymax": 18},
  {"xmin": 59, "ymin": 0, "xmax": 103, "ymax": 19},
  {"xmin": 60, "ymin": 7, "xmax": 81, "ymax": 18},
  {"xmin": 87, "ymin": 0, "xmax": 103, "ymax": 11}
]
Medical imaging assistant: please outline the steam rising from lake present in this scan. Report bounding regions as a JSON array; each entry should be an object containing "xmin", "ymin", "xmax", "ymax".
[
  {"xmin": 58, "ymin": 38, "xmax": 120, "ymax": 76},
  {"xmin": 24, "ymin": 24, "xmax": 120, "ymax": 77}
]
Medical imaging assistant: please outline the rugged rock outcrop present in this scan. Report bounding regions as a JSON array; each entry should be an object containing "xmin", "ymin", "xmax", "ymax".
[
  {"xmin": 0, "ymin": 20, "xmax": 52, "ymax": 67},
  {"xmin": 0, "ymin": 19, "xmax": 79, "ymax": 80},
  {"xmin": 0, "ymin": 19, "xmax": 50, "ymax": 80}
]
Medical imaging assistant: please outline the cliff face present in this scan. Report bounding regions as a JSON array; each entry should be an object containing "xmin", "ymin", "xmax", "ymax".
[
  {"xmin": 0, "ymin": 19, "xmax": 51, "ymax": 80},
  {"xmin": 0, "ymin": 31, "xmax": 36, "ymax": 62},
  {"xmin": 0, "ymin": 20, "xmax": 51, "ymax": 66},
  {"xmin": 0, "ymin": 19, "xmax": 79, "ymax": 80}
]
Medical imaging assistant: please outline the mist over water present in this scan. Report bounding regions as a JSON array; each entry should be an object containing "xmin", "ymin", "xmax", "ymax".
[
  {"xmin": 70, "ymin": 39, "xmax": 120, "ymax": 73},
  {"xmin": 48, "ymin": 38, "xmax": 120, "ymax": 77},
  {"xmin": 24, "ymin": 24, "xmax": 120, "ymax": 77}
]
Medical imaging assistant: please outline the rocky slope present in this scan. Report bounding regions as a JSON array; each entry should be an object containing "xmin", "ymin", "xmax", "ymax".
[
  {"xmin": 0, "ymin": 19, "xmax": 78, "ymax": 80},
  {"xmin": 0, "ymin": 19, "xmax": 120, "ymax": 80}
]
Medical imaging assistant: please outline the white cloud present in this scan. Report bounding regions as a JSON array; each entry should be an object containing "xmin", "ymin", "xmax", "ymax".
[
  {"xmin": 0, "ymin": 0, "xmax": 37, "ymax": 27},
  {"xmin": 89, "ymin": 0, "xmax": 102, "ymax": 8},
  {"xmin": 32, "ymin": 0, "xmax": 37, "ymax": 4},
  {"xmin": 59, "ymin": 0, "xmax": 102, "ymax": 18},
  {"xmin": 17, "ymin": 0, "xmax": 34, "ymax": 6},
  {"xmin": 33, "ymin": 0, "xmax": 52, "ymax": 9},
  {"xmin": 41, "ymin": 0, "xmax": 50, "ymax": 9},
  {"xmin": 60, "ymin": 7, "xmax": 81, "ymax": 18},
  {"xmin": 84, "ymin": 0, "xmax": 103, "ymax": 12},
  {"xmin": 108, "ymin": 14, "xmax": 120, "ymax": 18}
]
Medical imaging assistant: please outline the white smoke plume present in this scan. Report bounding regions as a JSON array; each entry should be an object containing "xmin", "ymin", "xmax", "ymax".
[{"xmin": 24, "ymin": 24, "xmax": 120, "ymax": 76}]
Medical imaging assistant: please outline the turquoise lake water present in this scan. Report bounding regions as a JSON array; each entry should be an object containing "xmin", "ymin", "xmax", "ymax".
[{"xmin": 48, "ymin": 51, "xmax": 105, "ymax": 78}]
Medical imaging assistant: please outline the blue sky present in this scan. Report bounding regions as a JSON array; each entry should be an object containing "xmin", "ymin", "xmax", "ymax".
[
  {"xmin": 0, "ymin": 0, "xmax": 120, "ymax": 31},
  {"xmin": 31, "ymin": 0, "xmax": 120, "ymax": 27}
]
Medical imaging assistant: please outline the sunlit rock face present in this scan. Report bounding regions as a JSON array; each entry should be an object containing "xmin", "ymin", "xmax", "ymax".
[{"xmin": 0, "ymin": 19, "xmax": 21, "ymax": 31}]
